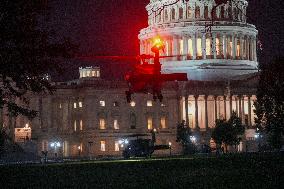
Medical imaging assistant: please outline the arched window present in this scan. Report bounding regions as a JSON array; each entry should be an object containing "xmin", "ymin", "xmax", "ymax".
[
  {"xmin": 130, "ymin": 113, "xmax": 136, "ymax": 129},
  {"xmin": 236, "ymin": 37, "xmax": 241, "ymax": 58},
  {"xmin": 234, "ymin": 8, "xmax": 238, "ymax": 20},
  {"xmin": 187, "ymin": 6, "xmax": 192, "ymax": 18},
  {"xmin": 228, "ymin": 7, "xmax": 232, "ymax": 19},
  {"xmin": 171, "ymin": 8, "xmax": 176, "ymax": 20},
  {"xmin": 206, "ymin": 36, "xmax": 212, "ymax": 57},
  {"xmin": 197, "ymin": 37, "xmax": 202, "ymax": 58},
  {"xmin": 188, "ymin": 38, "xmax": 193, "ymax": 58},
  {"xmin": 179, "ymin": 7, "xmax": 183, "ymax": 19},
  {"xmin": 164, "ymin": 9, "xmax": 168, "ymax": 21},
  {"xmin": 195, "ymin": 6, "xmax": 200, "ymax": 19},
  {"xmin": 221, "ymin": 6, "xmax": 225, "ymax": 19},
  {"xmin": 204, "ymin": 6, "xmax": 209, "ymax": 19}
]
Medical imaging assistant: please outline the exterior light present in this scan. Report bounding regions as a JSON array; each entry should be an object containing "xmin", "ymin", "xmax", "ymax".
[
  {"xmin": 121, "ymin": 144, "xmax": 124, "ymax": 148},
  {"xmin": 254, "ymin": 134, "xmax": 260, "ymax": 139},
  {"xmin": 56, "ymin": 142, "xmax": 61, "ymax": 147},
  {"xmin": 118, "ymin": 140, "xmax": 123, "ymax": 144},
  {"xmin": 151, "ymin": 36, "xmax": 165, "ymax": 53},
  {"xmin": 169, "ymin": 142, "xmax": 172, "ymax": 146},
  {"xmin": 125, "ymin": 139, "xmax": 129, "ymax": 144},
  {"xmin": 78, "ymin": 146, "xmax": 81, "ymax": 150},
  {"xmin": 190, "ymin": 136, "xmax": 196, "ymax": 143},
  {"xmin": 50, "ymin": 142, "xmax": 55, "ymax": 147},
  {"xmin": 153, "ymin": 128, "xmax": 157, "ymax": 133}
]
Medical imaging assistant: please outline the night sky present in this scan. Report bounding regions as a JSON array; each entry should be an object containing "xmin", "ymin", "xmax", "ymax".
[{"xmin": 47, "ymin": 0, "xmax": 284, "ymax": 81}]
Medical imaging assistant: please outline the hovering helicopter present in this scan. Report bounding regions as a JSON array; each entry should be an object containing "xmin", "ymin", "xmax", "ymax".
[
  {"xmin": 124, "ymin": 37, "xmax": 188, "ymax": 102},
  {"xmin": 78, "ymin": 36, "xmax": 188, "ymax": 103}
]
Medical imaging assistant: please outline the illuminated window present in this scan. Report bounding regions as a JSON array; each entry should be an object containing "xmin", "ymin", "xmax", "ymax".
[
  {"xmin": 147, "ymin": 100, "xmax": 153, "ymax": 107},
  {"xmin": 91, "ymin": 71, "xmax": 96, "ymax": 77},
  {"xmin": 86, "ymin": 70, "xmax": 91, "ymax": 77},
  {"xmin": 130, "ymin": 101, "xmax": 136, "ymax": 107},
  {"xmin": 96, "ymin": 71, "xmax": 100, "ymax": 77},
  {"xmin": 42, "ymin": 140, "xmax": 48, "ymax": 151},
  {"xmin": 147, "ymin": 117, "xmax": 153, "ymax": 130},
  {"xmin": 160, "ymin": 117, "xmax": 166, "ymax": 129},
  {"xmin": 113, "ymin": 101, "xmax": 119, "ymax": 107},
  {"xmin": 80, "ymin": 120, "xmax": 83, "ymax": 131},
  {"xmin": 206, "ymin": 37, "xmax": 211, "ymax": 56},
  {"xmin": 99, "ymin": 119, "xmax": 106, "ymax": 130},
  {"xmin": 188, "ymin": 38, "xmax": 193, "ymax": 57},
  {"xmin": 100, "ymin": 141, "xmax": 106, "ymax": 151},
  {"xmin": 165, "ymin": 41, "xmax": 170, "ymax": 56},
  {"xmin": 115, "ymin": 141, "xmax": 120, "ymax": 151},
  {"xmin": 59, "ymin": 103, "xmax": 62, "ymax": 109},
  {"xmin": 197, "ymin": 38, "xmax": 202, "ymax": 57},
  {"xmin": 73, "ymin": 102, "xmax": 77, "ymax": 109},
  {"xmin": 114, "ymin": 119, "xmax": 119, "ymax": 130},
  {"xmin": 100, "ymin": 101, "xmax": 105, "ymax": 107},
  {"xmin": 179, "ymin": 39, "xmax": 183, "ymax": 55},
  {"xmin": 79, "ymin": 101, "xmax": 83, "ymax": 108},
  {"xmin": 195, "ymin": 6, "xmax": 200, "ymax": 18},
  {"xmin": 216, "ymin": 37, "xmax": 221, "ymax": 56},
  {"xmin": 74, "ymin": 120, "xmax": 77, "ymax": 131}
]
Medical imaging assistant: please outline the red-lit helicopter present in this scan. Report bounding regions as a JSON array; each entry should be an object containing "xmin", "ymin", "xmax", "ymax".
[
  {"xmin": 79, "ymin": 37, "xmax": 188, "ymax": 103},
  {"xmin": 124, "ymin": 37, "xmax": 187, "ymax": 102}
]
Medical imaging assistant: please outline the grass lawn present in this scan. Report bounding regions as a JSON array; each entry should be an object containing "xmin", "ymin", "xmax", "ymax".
[{"xmin": 0, "ymin": 153, "xmax": 283, "ymax": 189}]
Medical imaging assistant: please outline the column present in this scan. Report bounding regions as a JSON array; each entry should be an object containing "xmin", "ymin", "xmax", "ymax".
[
  {"xmin": 248, "ymin": 95, "xmax": 252, "ymax": 127},
  {"xmin": 238, "ymin": 95, "xmax": 243, "ymax": 122},
  {"xmin": 241, "ymin": 96, "xmax": 245, "ymax": 124},
  {"xmin": 253, "ymin": 38, "xmax": 257, "ymax": 61},
  {"xmin": 183, "ymin": 36, "xmax": 188, "ymax": 60},
  {"xmin": 232, "ymin": 33, "xmax": 236, "ymax": 59},
  {"xmin": 194, "ymin": 95, "xmax": 199, "ymax": 129},
  {"xmin": 204, "ymin": 95, "xmax": 209, "ymax": 130},
  {"xmin": 185, "ymin": 95, "xmax": 189, "ymax": 125},
  {"xmin": 240, "ymin": 35, "xmax": 244, "ymax": 60},
  {"xmin": 212, "ymin": 33, "xmax": 217, "ymax": 59},
  {"xmin": 183, "ymin": 4, "xmax": 187, "ymax": 19},
  {"xmin": 223, "ymin": 34, "xmax": 227, "ymax": 59},
  {"xmin": 229, "ymin": 95, "xmax": 233, "ymax": 118},
  {"xmin": 192, "ymin": 33, "xmax": 197, "ymax": 59},
  {"xmin": 223, "ymin": 96, "xmax": 227, "ymax": 120},
  {"xmin": 214, "ymin": 96, "xmax": 218, "ymax": 121},
  {"xmin": 202, "ymin": 34, "xmax": 206, "ymax": 59},
  {"xmin": 173, "ymin": 36, "xmax": 178, "ymax": 60},
  {"xmin": 235, "ymin": 96, "xmax": 239, "ymax": 116}
]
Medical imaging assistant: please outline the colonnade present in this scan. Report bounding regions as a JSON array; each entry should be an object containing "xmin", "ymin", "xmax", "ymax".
[
  {"xmin": 140, "ymin": 33, "xmax": 257, "ymax": 61},
  {"xmin": 181, "ymin": 94, "xmax": 256, "ymax": 130},
  {"xmin": 148, "ymin": 0, "xmax": 247, "ymax": 25}
]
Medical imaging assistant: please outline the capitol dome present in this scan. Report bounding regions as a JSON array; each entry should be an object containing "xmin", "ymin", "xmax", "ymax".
[{"xmin": 139, "ymin": 0, "xmax": 258, "ymax": 81}]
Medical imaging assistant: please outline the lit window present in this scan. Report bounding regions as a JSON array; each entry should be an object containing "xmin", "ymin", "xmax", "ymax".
[
  {"xmin": 188, "ymin": 38, "xmax": 193, "ymax": 57},
  {"xmin": 100, "ymin": 141, "xmax": 106, "ymax": 151},
  {"xmin": 195, "ymin": 6, "xmax": 200, "ymax": 18},
  {"xmin": 73, "ymin": 102, "xmax": 77, "ymax": 109},
  {"xmin": 86, "ymin": 70, "xmax": 91, "ymax": 77},
  {"xmin": 100, "ymin": 101, "xmax": 105, "ymax": 107},
  {"xmin": 80, "ymin": 120, "xmax": 83, "ymax": 131},
  {"xmin": 187, "ymin": 6, "xmax": 192, "ymax": 18},
  {"xmin": 161, "ymin": 117, "xmax": 166, "ymax": 129},
  {"xmin": 113, "ymin": 101, "xmax": 119, "ymax": 107},
  {"xmin": 179, "ymin": 39, "xmax": 183, "ymax": 55},
  {"xmin": 99, "ymin": 119, "xmax": 106, "ymax": 129},
  {"xmin": 161, "ymin": 103, "xmax": 166, "ymax": 107},
  {"xmin": 197, "ymin": 38, "xmax": 202, "ymax": 57},
  {"xmin": 79, "ymin": 101, "xmax": 83, "ymax": 108},
  {"xmin": 237, "ymin": 44, "xmax": 240, "ymax": 57},
  {"xmin": 147, "ymin": 100, "xmax": 153, "ymax": 107},
  {"xmin": 147, "ymin": 117, "xmax": 153, "ymax": 130},
  {"xmin": 114, "ymin": 119, "xmax": 119, "ymax": 130},
  {"xmin": 216, "ymin": 37, "xmax": 221, "ymax": 56},
  {"xmin": 74, "ymin": 120, "xmax": 77, "ymax": 131},
  {"xmin": 130, "ymin": 101, "xmax": 136, "ymax": 107},
  {"xmin": 206, "ymin": 38, "xmax": 211, "ymax": 56},
  {"xmin": 96, "ymin": 71, "xmax": 100, "ymax": 77},
  {"xmin": 115, "ymin": 141, "xmax": 120, "ymax": 151},
  {"xmin": 91, "ymin": 71, "xmax": 96, "ymax": 77},
  {"xmin": 59, "ymin": 103, "xmax": 62, "ymax": 109}
]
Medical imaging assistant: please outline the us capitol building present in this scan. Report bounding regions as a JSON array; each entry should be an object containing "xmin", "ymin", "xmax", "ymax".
[{"xmin": 8, "ymin": 0, "xmax": 259, "ymax": 157}]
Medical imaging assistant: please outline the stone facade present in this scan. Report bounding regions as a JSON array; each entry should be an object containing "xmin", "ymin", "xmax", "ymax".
[{"xmin": 4, "ymin": 0, "xmax": 260, "ymax": 158}]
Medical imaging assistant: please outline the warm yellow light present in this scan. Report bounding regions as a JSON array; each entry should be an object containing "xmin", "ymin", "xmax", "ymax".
[{"xmin": 152, "ymin": 37, "xmax": 164, "ymax": 48}]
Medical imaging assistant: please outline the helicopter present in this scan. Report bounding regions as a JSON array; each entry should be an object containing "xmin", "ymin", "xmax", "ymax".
[
  {"xmin": 124, "ymin": 37, "xmax": 188, "ymax": 102},
  {"xmin": 78, "ymin": 36, "xmax": 188, "ymax": 103}
]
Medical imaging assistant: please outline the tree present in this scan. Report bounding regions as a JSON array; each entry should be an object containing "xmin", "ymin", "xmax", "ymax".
[
  {"xmin": 176, "ymin": 120, "xmax": 196, "ymax": 154},
  {"xmin": 0, "ymin": 1, "xmax": 76, "ymax": 120},
  {"xmin": 254, "ymin": 58, "xmax": 284, "ymax": 150},
  {"xmin": 211, "ymin": 112, "xmax": 245, "ymax": 152}
]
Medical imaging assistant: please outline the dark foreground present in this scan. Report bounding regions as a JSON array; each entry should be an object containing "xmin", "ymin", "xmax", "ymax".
[{"xmin": 0, "ymin": 153, "xmax": 283, "ymax": 189}]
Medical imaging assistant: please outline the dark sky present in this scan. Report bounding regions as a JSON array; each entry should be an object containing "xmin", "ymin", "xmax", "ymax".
[{"xmin": 47, "ymin": 0, "xmax": 284, "ymax": 80}]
